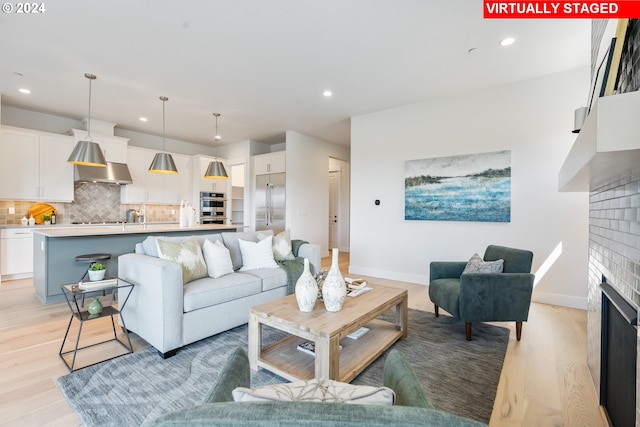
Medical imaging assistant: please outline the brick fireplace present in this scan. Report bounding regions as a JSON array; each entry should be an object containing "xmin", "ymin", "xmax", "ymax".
[{"xmin": 586, "ymin": 170, "xmax": 640, "ymax": 426}]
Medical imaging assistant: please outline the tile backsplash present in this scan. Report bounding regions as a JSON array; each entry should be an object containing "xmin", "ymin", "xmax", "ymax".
[{"xmin": 0, "ymin": 182, "xmax": 180, "ymax": 225}]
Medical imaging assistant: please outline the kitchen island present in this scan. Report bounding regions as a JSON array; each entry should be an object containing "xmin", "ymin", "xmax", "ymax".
[{"xmin": 33, "ymin": 224, "xmax": 238, "ymax": 303}]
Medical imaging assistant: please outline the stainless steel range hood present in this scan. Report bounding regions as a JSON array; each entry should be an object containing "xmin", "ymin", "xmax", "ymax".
[{"xmin": 74, "ymin": 162, "xmax": 133, "ymax": 185}]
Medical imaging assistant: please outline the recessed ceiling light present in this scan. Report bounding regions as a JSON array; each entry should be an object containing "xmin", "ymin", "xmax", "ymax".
[
  {"xmin": 323, "ymin": 90, "xmax": 333, "ymax": 97},
  {"xmin": 18, "ymin": 88, "xmax": 31, "ymax": 94},
  {"xmin": 139, "ymin": 117, "xmax": 148, "ymax": 122},
  {"xmin": 499, "ymin": 37, "xmax": 515, "ymax": 47}
]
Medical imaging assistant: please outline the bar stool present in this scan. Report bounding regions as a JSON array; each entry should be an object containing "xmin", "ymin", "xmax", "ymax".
[{"xmin": 75, "ymin": 253, "xmax": 111, "ymax": 305}]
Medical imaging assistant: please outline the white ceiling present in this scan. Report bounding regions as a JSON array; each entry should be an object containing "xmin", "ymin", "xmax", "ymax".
[{"xmin": 0, "ymin": 1, "xmax": 591, "ymax": 148}]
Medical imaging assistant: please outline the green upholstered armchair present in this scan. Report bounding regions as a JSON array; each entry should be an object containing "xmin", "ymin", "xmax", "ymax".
[
  {"xmin": 142, "ymin": 347, "xmax": 488, "ymax": 427},
  {"xmin": 429, "ymin": 245, "xmax": 534, "ymax": 341}
]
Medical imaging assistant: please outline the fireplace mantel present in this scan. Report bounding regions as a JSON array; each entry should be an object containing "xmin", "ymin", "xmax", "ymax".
[{"xmin": 559, "ymin": 90, "xmax": 640, "ymax": 192}]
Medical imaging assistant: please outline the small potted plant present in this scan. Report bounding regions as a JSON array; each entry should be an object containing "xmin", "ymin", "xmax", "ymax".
[
  {"xmin": 43, "ymin": 214, "xmax": 51, "ymax": 225},
  {"xmin": 88, "ymin": 263, "xmax": 106, "ymax": 281}
]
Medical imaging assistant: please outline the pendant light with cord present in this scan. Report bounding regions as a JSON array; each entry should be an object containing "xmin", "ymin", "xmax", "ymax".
[
  {"xmin": 148, "ymin": 96, "xmax": 178, "ymax": 174},
  {"xmin": 204, "ymin": 112, "xmax": 228, "ymax": 179},
  {"xmin": 67, "ymin": 73, "xmax": 107, "ymax": 167}
]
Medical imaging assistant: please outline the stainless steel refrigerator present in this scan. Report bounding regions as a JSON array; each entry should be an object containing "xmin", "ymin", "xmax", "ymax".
[{"xmin": 255, "ymin": 172, "xmax": 285, "ymax": 233}]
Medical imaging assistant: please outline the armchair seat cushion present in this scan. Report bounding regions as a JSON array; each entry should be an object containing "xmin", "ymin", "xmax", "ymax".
[{"xmin": 183, "ymin": 273, "xmax": 261, "ymax": 313}]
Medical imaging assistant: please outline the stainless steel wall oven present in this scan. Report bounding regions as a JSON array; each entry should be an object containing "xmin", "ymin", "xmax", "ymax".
[{"xmin": 200, "ymin": 192, "xmax": 226, "ymax": 224}]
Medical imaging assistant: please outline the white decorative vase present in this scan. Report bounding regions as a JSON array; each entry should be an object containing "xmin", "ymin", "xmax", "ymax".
[
  {"xmin": 88, "ymin": 269, "xmax": 106, "ymax": 281},
  {"xmin": 295, "ymin": 258, "xmax": 317, "ymax": 312},
  {"xmin": 322, "ymin": 248, "xmax": 346, "ymax": 312}
]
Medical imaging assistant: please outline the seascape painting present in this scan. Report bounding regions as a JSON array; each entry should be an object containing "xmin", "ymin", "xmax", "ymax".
[{"xmin": 404, "ymin": 150, "xmax": 511, "ymax": 222}]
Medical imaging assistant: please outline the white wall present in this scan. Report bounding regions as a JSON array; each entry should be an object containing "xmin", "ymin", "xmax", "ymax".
[
  {"xmin": 285, "ymin": 131, "xmax": 350, "ymax": 256},
  {"xmin": 350, "ymin": 67, "xmax": 590, "ymax": 309}
]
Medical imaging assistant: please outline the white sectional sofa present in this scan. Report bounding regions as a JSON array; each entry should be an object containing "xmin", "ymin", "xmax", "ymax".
[{"xmin": 118, "ymin": 231, "xmax": 321, "ymax": 358}]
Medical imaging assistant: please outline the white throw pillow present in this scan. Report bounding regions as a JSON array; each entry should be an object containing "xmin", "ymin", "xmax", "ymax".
[
  {"xmin": 461, "ymin": 253, "xmax": 504, "ymax": 275},
  {"xmin": 239, "ymin": 236, "xmax": 278, "ymax": 271},
  {"xmin": 272, "ymin": 229, "xmax": 295, "ymax": 261},
  {"xmin": 202, "ymin": 239, "xmax": 234, "ymax": 279},
  {"xmin": 156, "ymin": 236, "xmax": 208, "ymax": 284},
  {"xmin": 232, "ymin": 378, "xmax": 395, "ymax": 405}
]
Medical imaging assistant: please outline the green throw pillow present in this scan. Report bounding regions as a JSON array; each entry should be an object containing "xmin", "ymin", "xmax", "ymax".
[{"xmin": 156, "ymin": 236, "xmax": 208, "ymax": 284}]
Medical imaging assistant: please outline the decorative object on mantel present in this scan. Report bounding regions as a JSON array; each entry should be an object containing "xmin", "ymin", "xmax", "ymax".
[
  {"xmin": 67, "ymin": 73, "xmax": 107, "ymax": 167},
  {"xmin": 572, "ymin": 106, "xmax": 588, "ymax": 133},
  {"xmin": 616, "ymin": 18, "xmax": 640, "ymax": 95},
  {"xmin": 294, "ymin": 258, "xmax": 317, "ymax": 312},
  {"xmin": 149, "ymin": 96, "xmax": 178, "ymax": 174},
  {"xmin": 204, "ymin": 113, "xmax": 229, "ymax": 179},
  {"xmin": 87, "ymin": 263, "xmax": 106, "ymax": 281},
  {"xmin": 321, "ymin": 248, "xmax": 346, "ymax": 312}
]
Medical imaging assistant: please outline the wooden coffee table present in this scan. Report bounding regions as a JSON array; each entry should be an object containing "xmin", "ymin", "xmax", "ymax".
[{"xmin": 248, "ymin": 284, "xmax": 408, "ymax": 383}]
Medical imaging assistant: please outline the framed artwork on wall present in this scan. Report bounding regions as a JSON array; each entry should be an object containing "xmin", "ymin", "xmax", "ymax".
[
  {"xmin": 404, "ymin": 150, "xmax": 511, "ymax": 223},
  {"xmin": 616, "ymin": 18, "xmax": 640, "ymax": 94}
]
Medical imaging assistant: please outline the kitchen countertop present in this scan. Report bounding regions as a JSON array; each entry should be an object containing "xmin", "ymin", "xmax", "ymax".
[
  {"xmin": 32, "ymin": 223, "xmax": 238, "ymax": 237},
  {"xmin": 0, "ymin": 222, "xmax": 178, "ymax": 230}
]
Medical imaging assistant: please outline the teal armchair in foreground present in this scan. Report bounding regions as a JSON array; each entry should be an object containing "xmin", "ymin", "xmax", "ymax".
[
  {"xmin": 429, "ymin": 245, "xmax": 534, "ymax": 341},
  {"xmin": 142, "ymin": 347, "xmax": 488, "ymax": 426}
]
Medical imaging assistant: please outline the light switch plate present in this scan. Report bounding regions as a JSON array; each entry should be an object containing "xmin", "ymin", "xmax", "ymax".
[{"xmin": 8, "ymin": 207, "xmax": 15, "ymax": 215}]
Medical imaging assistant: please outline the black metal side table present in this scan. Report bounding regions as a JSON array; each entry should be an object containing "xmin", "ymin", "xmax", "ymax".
[{"xmin": 59, "ymin": 279, "xmax": 134, "ymax": 371}]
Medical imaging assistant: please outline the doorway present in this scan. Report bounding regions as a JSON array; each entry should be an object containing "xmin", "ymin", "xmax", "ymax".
[
  {"xmin": 328, "ymin": 157, "xmax": 349, "ymax": 253},
  {"xmin": 230, "ymin": 164, "xmax": 245, "ymax": 227},
  {"xmin": 329, "ymin": 171, "xmax": 339, "ymax": 248}
]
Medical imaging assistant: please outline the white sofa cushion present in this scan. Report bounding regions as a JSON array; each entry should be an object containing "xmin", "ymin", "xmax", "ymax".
[
  {"xmin": 202, "ymin": 239, "xmax": 234, "ymax": 279},
  {"xmin": 239, "ymin": 236, "xmax": 279, "ymax": 271},
  {"xmin": 243, "ymin": 267, "xmax": 288, "ymax": 292},
  {"xmin": 222, "ymin": 232, "xmax": 259, "ymax": 271},
  {"xmin": 183, "ymin": 273, "xmax": 262, "ymax": 313}
]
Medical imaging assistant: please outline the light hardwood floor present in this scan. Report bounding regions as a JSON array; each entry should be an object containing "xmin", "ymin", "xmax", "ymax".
[{"xmin": 0, "ymin": 252, "xmax": 608, "ymax": 426}]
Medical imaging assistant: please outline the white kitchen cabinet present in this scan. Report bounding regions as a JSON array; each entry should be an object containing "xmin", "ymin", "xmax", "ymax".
[
  {"xmin": 0, "ymin": 126, "xmax": 74, "ymax": 201},
  {"xmin": 0, "ymin": 228, "xmax": 34, "ymax": 281},
  {"xmin": 121, "ymin": 146, "xmax": 151, "ymax": 203},
  {"xmin": 159, "ymin": 153, "xmax": 192, "ymax": 204},
  {"xmin": 70, "ymin": 129, "xmax": 129, "ymax": 163},
  {"xmin": 39, "ymin": 133, "xmax": 76, "ymax": 200},
  {"xmin": 121, "ymin": 147, "xmax": 192, "ymax": 204},
  {"xmin": 253, "ymin": 151, "xmax": 285, "ymax": 175}
]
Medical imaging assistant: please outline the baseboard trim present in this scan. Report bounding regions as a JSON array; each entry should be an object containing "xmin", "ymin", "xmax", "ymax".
[
  {"xmin": 347, "ymin": 265, "xmax": 426, "ymax": 285},
  {"xmin": 348, "ymin": 265, "xmax": 587, "ymax": 310},
  {"xmin": 532, "ymin": 291, "xmax": 587, "ymax": 310}
]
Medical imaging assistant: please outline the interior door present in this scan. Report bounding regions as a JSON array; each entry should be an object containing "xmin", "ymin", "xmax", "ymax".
[{"xmin": 329, "ymin": 171, "xmax": 339, "ymax": 248}]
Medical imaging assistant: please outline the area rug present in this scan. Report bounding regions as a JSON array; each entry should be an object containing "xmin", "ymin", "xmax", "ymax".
[{"xmin": 57, "ymin": 309, "xmax": 509, "ymax": 426}]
